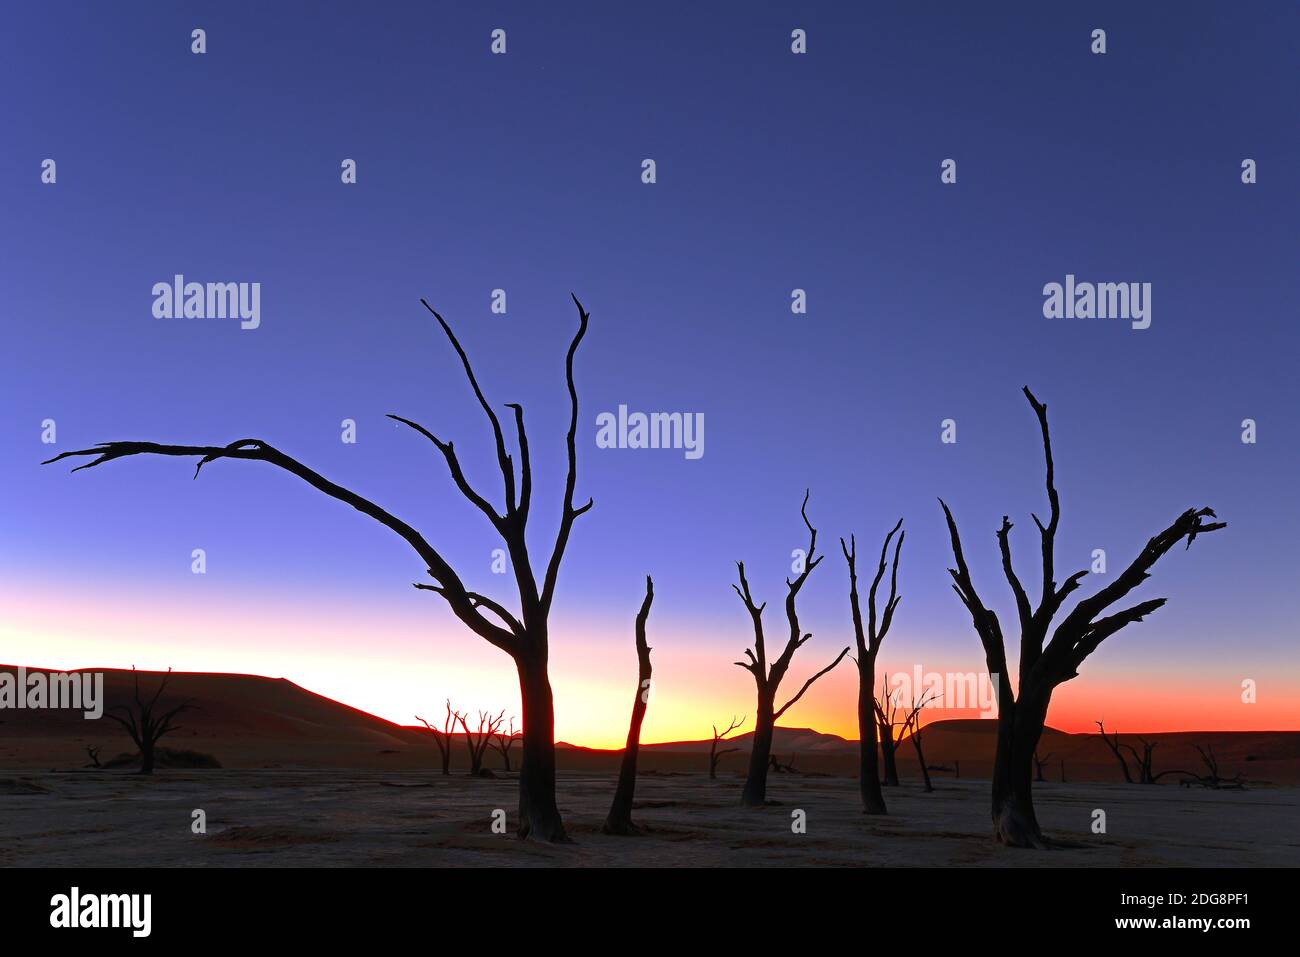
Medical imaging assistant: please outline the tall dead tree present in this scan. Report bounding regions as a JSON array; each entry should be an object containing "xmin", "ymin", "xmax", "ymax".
[
  {"xmin": 841, "ymin": 520, "xmax": 904, "ymax": 814},
  {"xmin": 103, "ymin": 667, "xmax": 193, "ymax": 775},
  {"xmin": 47, "ymin": 296, "xmax": 593, "ymax": 842},
  {"xmin": 940, "ymin": 386, "xmax": 1225, "ymax": 847},
  {"xmin": 709, "ymin": 715, "xmax": 745, "ymax": 779},
  {"xmin": 732, "ymin": 492, "xmax": 850, "ymax": 807},
  {"xmin": 457, "ymin": 709, "xmax": 505, "ymax": 776},
  {"xmin": 603, "ymin": 576, "xmax": 655, "ymax": 835},
  {"xmin": 415, "ymin": 700, "xmax": 461, "ymax": 775},
  {"xmin": 491, "ymin": 717, "xmax": 520, "ymax": 772}
]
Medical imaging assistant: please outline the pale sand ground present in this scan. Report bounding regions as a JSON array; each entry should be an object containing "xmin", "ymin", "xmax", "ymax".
[{"xmin": 2, "ymin": 770, "xmax": 1297, "ymax": 867}]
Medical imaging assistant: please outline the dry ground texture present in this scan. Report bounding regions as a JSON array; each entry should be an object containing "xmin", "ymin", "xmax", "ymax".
[{"xmin": 1, "ymin": 769, "xmax": 1296, "ymax": 867}]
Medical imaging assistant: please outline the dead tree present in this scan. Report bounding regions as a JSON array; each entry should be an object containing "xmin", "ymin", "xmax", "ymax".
[
  {"xmin": 1032, "ymin": 750, "xmax": 1053, "ymax": 783},
  {"xmin": 874, "ymin": 677, "xmax": 905, "ymax": 787},
  {"xmin": 84, "ymin": 746, "xmax": 102, "ymax": 769},
  {"xmin": 603, "ymin": 576, "xmax": 655, "ymax": 836},
  {"xmin": 415, "ymin": 699, "xmax": 461, "ymax": 775},
  {"xmin": 1095, "ymin": 720, "xmax": 1134, "ymax": 783},
  {"xmin": 841, "ymin": 520, "xmax": 904, "ymax": 814},
  {"xmin": 901, "ymin": 690, "xmax": 940, "ymax": 792},
  {"xmin": 940, "ymin": 386, "xmax": 1225, "ymax": 847},
  {"xmin": 1059, "ymin": 758, "xmax": 1066, "ymax": 783},
  {"xmin": 709, "ymin": 715, "xmax": 745, "ymax": 779},
  {"xmin": 769, "ymin": 753, "xmax": 798, "ymax": 774},
  {"xmin": 457, "ymin": 709, "xmax": 505, "ymax": 776},
  {"xmin": 490, "ymin": 717, "xmax": 521, "ymax": 772},
  {"xmin": 103, "ymin": 667, "xmax": 193, "ymax": 775},
  {"xmin": 1183, "ymin": 745, "xmax": 1246, "ymax": 790},
  {"xmin": 732, "ymin": 492, "xmax": 850, "ymax": 807},
  {"xmin": 47, "ymin": 296, "xmax": 593, "ymax": 842}
]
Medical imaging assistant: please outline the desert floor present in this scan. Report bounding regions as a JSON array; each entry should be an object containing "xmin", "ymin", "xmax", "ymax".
[{"xmin": 2, "ymin": 769, "xmax": 1296, "ymax": 867}]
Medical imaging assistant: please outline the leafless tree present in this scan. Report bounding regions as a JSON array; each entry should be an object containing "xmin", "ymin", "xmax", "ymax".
[
  {"xmin": 768, "ymin": 753, "xmax": 798, "ymax": 774},
  {"xmin": 1095, "ymin": 720, "xmax": 1134, "ymax": 783},
  {"xmin": 603, "ymin": 576, "xmax": 655, "ymax": 835},
  {"xmin": 457, "ymin": 709, "xmax": 505, "ymax": 776},
  {"xmin": 709, "ymin": 715, "xmax": 745, "ymax": 779},
  {"xmin": 841, "ymin": 520, "xmax": 904, "ymax": 814},
  {"xmin": 732, "ymin": 492, "xmax": 850, "ymax": 807},
  {"xmin": 900, "ymin": 689, "xmax": 940, "ymax": 792},
  {"xmin": 940, "ymin": 387, "xmax": 1225, "ymax": 846},
  {"xmin": 47, "ymin": 296, "xmax": 593, "ymax": 841},
  {"xmin": 1178, "ymin": 745, "xmax": 1246, "ymax": 790},
  {"xmin": 84, "ymin": 745, "xmax": 102, "ymax": 769},
  {"xmin": 873, "ymin": 677, "xmax": 905, "ymax": 787},
  {"xmin": 490, "ymin": 717, "xmax": 521, "ymax": 772},
  {"xmin": 415, "ymin": 700, "xmax": 461, "ymax": 775},
  {"xmin": 1032, "ymin": 750, "xmax": 1054, "ymax": 783},
  {"xmin": 1095, "ymin": 720, "xmax": 1157, "ymax": 784},
  {"xmin": 1131, "ymin": 737, "xmax": 1158, "ymax": 784},
  {"xmin": 103, "ymin": 667, "xmax": 193, "ymax": 775}
]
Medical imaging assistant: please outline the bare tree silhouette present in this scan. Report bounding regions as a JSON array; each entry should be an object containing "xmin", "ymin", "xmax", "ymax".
[
  {"xmin": 874, "ymin": 678, "xmax": 905, "ymax": 788},
  {"xmin": 103, "ymin": 667, "xmax": 193, "ymax": 775},
  {"xmin": 840, "ymin": 520, "xmax": 904, "ymax": 814},
  {"xmin": 457, "ymin": 709, "xmax": 505, "ymax": 776},
  {"xmin": 940, "ymin": 387, "xmax": 1225, "ymax": 847},
  {"xmin": 603, "ymin": 576, "xmax": 655, "ymax": 836},
  {"xmin": 901, "ymin": 690, "xmax": 940, "ymax": 792},
  {"xmin": 84, "ymin": 745, "xmax": 102, "ymax": 769},
  {"xmin": 1186, "ymin": 744, "xmax": 1245, "ymax": 789},
  {"xmin": 709, "ymin": 715, "xmax": 745, "ymax": 779},
  {"xmin": 1132, "ymin": 738, "xmax": 1159, "ymax": 785},
  {"xmin": 1032, "ymin": 750, "xmax": 1053, "ymax": 783},
  {"xmin": 731, "ymin": 492, "xmax": 849, "ymax": 807},
  {"xmin": 490, "ymin": 717, "xmax": 521, "ymax": 772},
  {"xmin": 46, "ymin": 296, "xmax": 592, "ymax": 842},
  {"xmin": 415, "ymin": 700, "xmax": 461, "ymax": 775},
  {"xmin": 768, "ymin": 753, "xmax": 798, "ymax": 774},
  {"xmin": 1095, "ymin": 720, "xmax": 1134, "ymax": 783}
]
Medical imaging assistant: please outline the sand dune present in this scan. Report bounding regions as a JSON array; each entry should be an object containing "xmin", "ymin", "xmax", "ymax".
[{"xmin": 2, "ymin": 667, "xmax": 1295, "ymax": 787}]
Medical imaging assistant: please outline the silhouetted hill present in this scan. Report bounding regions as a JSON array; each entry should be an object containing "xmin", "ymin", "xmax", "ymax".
[{"xmin": 2, "ymin": 667, "xmax": 1296, "ymax": 782}]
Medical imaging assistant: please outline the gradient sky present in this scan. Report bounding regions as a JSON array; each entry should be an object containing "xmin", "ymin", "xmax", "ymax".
[{"xmin": 3, "ymin": 2, "xmax": 1297, "ymax": 747}]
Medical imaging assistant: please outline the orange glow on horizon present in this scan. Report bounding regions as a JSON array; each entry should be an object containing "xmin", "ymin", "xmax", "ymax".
[{"xmin": 2, "ymin": 579, "xmax": 1296, "ymax": 748}]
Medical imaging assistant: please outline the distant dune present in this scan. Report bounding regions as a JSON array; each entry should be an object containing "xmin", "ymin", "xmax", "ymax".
[{"xmin": 2, "ymin": 666, "xmax": 1296, "ymax": 785}]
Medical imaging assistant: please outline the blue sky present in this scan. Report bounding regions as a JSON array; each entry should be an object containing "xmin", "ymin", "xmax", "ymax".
[{"xmin": 2, "ymin": 2, "xmax": 1296, "ymax": 739}]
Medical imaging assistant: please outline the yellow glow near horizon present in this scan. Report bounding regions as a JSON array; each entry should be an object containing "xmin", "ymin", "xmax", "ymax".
[{"xmin": 2, "ymin": 580, "xmax": 1296, "ymax": 746}]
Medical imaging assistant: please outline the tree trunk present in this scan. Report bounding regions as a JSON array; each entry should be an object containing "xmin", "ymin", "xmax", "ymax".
[
  {"xmin": 440, "ymin": 746, "xmax": 451, "ymax": 776},
  {"xmin": 139, "ymin": 739, "xmax": 155, "ymax": 776},
  {"xmin": 910, "ymin": 726, "xmax": 933, "ymax": 792},
  {"xmin": 991, "ymin": 687, "xmax": 1049, "ymax": 847},
  {"xmin": 858, "ymin": 660, "xmax": 887, "ymax": 813},
  {"xmin": 603, "ymin": 667, "xmax": 651, "ymax": 834},
  {"xmin": 741, "ymin": 695, "xmax": 775, "ymax": 807},
  {"xmin": 879, "ymin": 716, "xmax": 900, "ymax": 786},
  {"xmin": 515, "ymin": 654, "xmax": 568, "ymax": 841}
]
